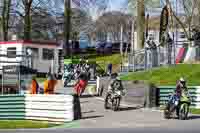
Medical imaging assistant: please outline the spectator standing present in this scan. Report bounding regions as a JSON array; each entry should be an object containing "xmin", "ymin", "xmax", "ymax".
[
  {"xmin": 107, "ymin": 63, "xmax": 112, "ymax": 75},
  {"xmin": 30, "ymin": 77, "xmax": 39, "ymax": 94}
]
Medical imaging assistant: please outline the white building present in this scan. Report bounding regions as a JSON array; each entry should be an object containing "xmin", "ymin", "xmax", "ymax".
[{"xmin": 0, "ymin": 40, "xmax": 60, "ymax": 74}]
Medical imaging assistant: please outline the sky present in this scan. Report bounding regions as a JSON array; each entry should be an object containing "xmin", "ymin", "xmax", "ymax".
[
  {"xmin": 109, "ymin": 0, "xmax": 128, "ymax": 11},
  {"xmin": 108, "ymin": 0, "xmax": 185, "ymax": 16}
]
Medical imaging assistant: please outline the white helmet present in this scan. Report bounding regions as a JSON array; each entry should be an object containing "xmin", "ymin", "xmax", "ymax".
[
  {"xmin": 179, "ymin": 77, "xmax": 185, "ymax": 82},
  {"xmin": 179, "ymin": 77, "xmax": 186, "ymax": 87}
]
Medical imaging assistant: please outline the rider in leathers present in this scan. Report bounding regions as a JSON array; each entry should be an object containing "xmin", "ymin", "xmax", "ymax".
[
  {"xmin": 108, "ymin": 73, "xmax": 123, "ymax": 93},
  {"xmin": 166, "ymin": 77, "xmax": 187, "ymax": 112}
]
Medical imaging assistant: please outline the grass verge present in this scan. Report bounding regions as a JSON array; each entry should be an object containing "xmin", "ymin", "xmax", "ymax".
[
  {"xmin": 36, "ymin": 78, "xmax": 46, "ymax": 83},
  {"xmin": 121, "ymin": 64, "xmax": 200, "ymax": 86},
  {"xmin": 191, "ymin": 109, "xmax": 200, "ymax": 114},
  {"xmin": 0, "ymin": 120, "xmax": 57, "ymax": 129}
]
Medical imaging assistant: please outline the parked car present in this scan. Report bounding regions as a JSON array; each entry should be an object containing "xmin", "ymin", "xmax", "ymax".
[
  {"xmin": 96, "ymin": 42, "xmax": 106, "ymax": 55},
  {"xmin": 104, "ymin": 42, "xmax": 112, "ymax": 55}
]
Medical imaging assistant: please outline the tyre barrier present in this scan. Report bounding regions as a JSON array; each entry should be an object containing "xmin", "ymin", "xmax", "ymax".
[
  {"xmin": 0, "ymin": 94, "xmax": 81, "ymax": 123},
  {"xmin": 158, "ymin": 86, "xmax": 200, "ymax": 109}
]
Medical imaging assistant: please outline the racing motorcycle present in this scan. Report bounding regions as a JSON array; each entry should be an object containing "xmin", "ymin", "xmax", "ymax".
[
  {"xmin": 104, "ymin": 79, "xmax": 125, "ymax": 111},
  {"xmin": 164, "ymin": 89, "xmax": 191, "ymax": 120},
  {"xmin": 63, "ymin": 70, "xmax": 75, "ymax": 87}
]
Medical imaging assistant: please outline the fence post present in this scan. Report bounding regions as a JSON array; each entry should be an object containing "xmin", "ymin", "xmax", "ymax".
[
  {"xmin": 133, "ymin": 51, "xmax": 136, "ymax": 72},
  {"xmin": 144, "ymin": 48, "xmax": 148, "ymax": 70}
]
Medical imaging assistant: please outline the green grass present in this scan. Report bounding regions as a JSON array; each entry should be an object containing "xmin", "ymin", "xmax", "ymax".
[
  {"xmin": 94, "ymin": 54, "xmax": 122, "ymax": 71},
  {"xmin": 121, "ymin": 64, "xmax": 200, "ymax": 86},
  {"xmin": 0, "ymin": 120, "xmax": 57, "ymax": 129},
  {"xmin": 36, "ymin": 78, "xmax": 46, "ymax": 83},
  {"xmin": 191, "ymin": 109, "xmax": 200, "ymax": 114}
]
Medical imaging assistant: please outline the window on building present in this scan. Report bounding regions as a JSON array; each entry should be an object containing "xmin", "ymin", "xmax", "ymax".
[
  {"xmin": 7, "ymin": 47, "xmax": 16, "ymax": 58},
  {"xmin": 180, "ymin": 32, "xmax": 186, "ymax": 39},
  {"xmin": 42, "ymin": 48, "xmax": 54, "ymax": 60},
  {"xmin": 26, "ymin": 47, "xmax": 39, "ymax": 58}
]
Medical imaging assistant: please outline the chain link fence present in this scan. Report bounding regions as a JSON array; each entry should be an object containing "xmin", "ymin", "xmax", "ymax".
[{"xmin": 121, "ymin": 44, "xmax": 176, "ymax": 72}]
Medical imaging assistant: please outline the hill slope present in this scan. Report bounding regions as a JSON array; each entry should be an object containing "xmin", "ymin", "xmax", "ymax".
[{"xmin": 121, "ymin": 64, "xmax": 200, "ymax": 86}]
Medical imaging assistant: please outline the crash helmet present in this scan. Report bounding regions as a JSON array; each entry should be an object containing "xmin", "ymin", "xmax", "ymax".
[{"xmin": 179, "ymin": 77, "xmax": 186, "ymax": 87}]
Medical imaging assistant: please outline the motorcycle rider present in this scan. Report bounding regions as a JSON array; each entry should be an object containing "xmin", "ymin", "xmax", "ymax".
[
  {"xmin": 166, "ymin": 77, "xmax": 187, "ymax": 111},
  {"xmin": 108, "ymin": 73, "xmax": 123, "ymax": 93},
  {"xmin": 176, "ymin": 77, "xmax": 187, "ymax": 98}
]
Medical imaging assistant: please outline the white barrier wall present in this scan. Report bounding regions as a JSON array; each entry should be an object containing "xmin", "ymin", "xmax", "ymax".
[{"xmin": 25, "ymin": 95, "xmax": 74, "ymax": 122}]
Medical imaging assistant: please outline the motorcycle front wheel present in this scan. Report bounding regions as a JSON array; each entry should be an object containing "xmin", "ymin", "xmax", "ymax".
[
  {"xmin": 104, "ymin": 94, "xmax": 112, "ymax": 109},
  {"xmin": 112, "ymin": 97, "xmax": 120, "ymax": 111},
  {"xmin": 179, "ymin": 103, "xmax": 189, "ymax": 120},
  {"xmin": 164, "ymin": 104, "xmax": 171, "ymax": 119}
]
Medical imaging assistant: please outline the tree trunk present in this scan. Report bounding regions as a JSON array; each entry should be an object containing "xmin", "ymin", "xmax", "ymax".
[
  {"xmin": 120, "ymin": 25, "xmax": 123, "ymax": 56},
  {"xmin": 24, "ymin": 0, "xmax": 33, "ymax": 40},
  {"xmin": 131, "ymin": 20, "xmax": 135, "ymax": 54},
  {"xmin": 2, "ymin": 0, "xmax": 11, "ymax": 41},
  {"xmin": 64, "ymin": 0, "xmax": 71, "ymax": 57},
  {"xmin": 137, "ymin": 0, "xmax": 145, "ymax": 50}
]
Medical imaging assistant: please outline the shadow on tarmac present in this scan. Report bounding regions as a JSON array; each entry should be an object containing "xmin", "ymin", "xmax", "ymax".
[
  {"xmin": 118, "ymin": 106, "xmax": 143, "ymax": 111},
  {"xmin": 189, "ymin": 115, "xmax": 200, "ymax": 120},
  {"xmin": 81, "ymin": 115, "xmax": 104, "ymax": 120}
]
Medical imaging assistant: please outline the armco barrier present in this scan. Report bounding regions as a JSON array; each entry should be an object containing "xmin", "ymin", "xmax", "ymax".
[
  {"xmin": 0, "ymin": 94, "xmax": 81, "ymax": 123},
  {"xmin": 0, "ymin": 95, "xmax": 25, "ymax": 120},
  {"xmin": 158, "ymin": 86, "xmax": 200, "ymax": 109}
]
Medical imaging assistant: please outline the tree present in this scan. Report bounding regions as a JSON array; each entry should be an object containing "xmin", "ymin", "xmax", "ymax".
[
  {"xmin": 137, "ymin": 0, "xmax": 145, "ymax": 49},
  {"xmin": 23, "ymin": 0, "xmax": 33, "ymax": 40},
  {"xmin": 128, "ymin": 0, "xmax": 161, "ymax": 49},
  {"xmin": 1, "ymin": 0, "xmax": 11, "ymax": 41},
  {"xmin": 64, "ymin": 0, "xmax": 71, "ymax": 57}
]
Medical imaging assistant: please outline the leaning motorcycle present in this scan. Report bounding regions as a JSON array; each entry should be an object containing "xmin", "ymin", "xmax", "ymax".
[
  {"xmin": 63, "ymin": 71, "xmax": 74, "ymax": 87},
  {"xmin": 104, "ymin": 81, "xmax": 125, "ymax": 111},
  {"xmin": 164, "ymin": 89, "xmax": 191, "ymax": 120}
]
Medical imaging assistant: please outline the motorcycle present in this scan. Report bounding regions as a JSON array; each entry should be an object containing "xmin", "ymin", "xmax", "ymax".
[
  {"xmin": 63, "ymin": 70, "xmax": 74, "ymax": 87},
  {"xmin": 164, "ymin": 89, "xmax": 191, "ymax": 120},
  {"xmin": 104, "ymin": 80, "xmax": 125, "ymax": 111}
]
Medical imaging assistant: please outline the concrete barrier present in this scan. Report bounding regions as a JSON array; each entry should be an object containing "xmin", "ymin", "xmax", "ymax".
[
  {"xmin": 25, "ymin": 95, "xmax": 74, "ymax": 122},
  {"xmin": 96, "ymin": 76, "xmax": 111, "ymax": 97},
  {"xmin": 0, "ymin": 94, "xmax": 81, "ymax": 123}
]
